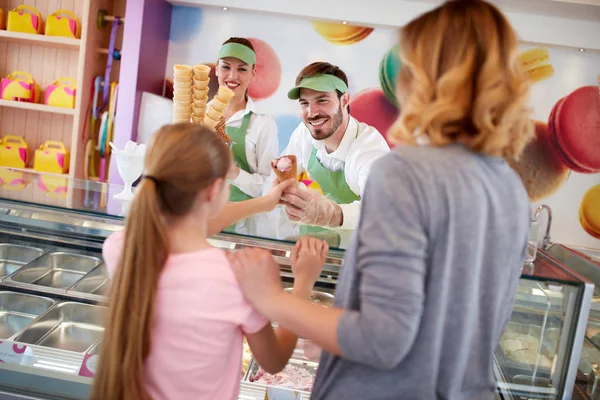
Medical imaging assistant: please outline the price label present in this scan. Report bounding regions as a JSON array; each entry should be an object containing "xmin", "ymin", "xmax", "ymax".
[
  {"xmin": 78, "ymin": 353, "xmax": 98, "ymax": 377},
  {"xmin": 0, "ymin": 341, "xmax": 30, "ymax": 365}
]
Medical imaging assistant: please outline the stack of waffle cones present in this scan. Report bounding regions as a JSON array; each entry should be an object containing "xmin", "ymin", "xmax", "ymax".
[
  {"xmin": 203, "ymin": 86, "xmax": 235, "ymax": 129},
  {"xmin": 191, "ymin": 65, "xmax": 211, "ymax": 124},
  {"xmin": 172, "ymin": 65, "xmax": 193, "ymax": 123}
]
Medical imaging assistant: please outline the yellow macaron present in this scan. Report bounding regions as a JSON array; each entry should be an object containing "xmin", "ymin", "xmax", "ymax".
[
  {"xmin": 518, "ymin": 47, "xmax": 555, "ymax": 83},
  {"xmin": 579, "ymin": 184, "xmax": 600, "ymax": 239}
]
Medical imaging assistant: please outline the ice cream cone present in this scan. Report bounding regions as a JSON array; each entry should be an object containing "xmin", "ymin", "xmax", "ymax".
[
  {"xmin": 193, "ymin": 77, "xmax": 209, "ymax": 90},
  {"xmin": 211, "ymin": 97, "xmax": 228, "ymax": 112},
  {"xmin": 271, "ymin": 155, "xmax": 297, "ymax": 181},
  {"xmin": 217, "ymin": 86, "xmax": 235, "ymax": 102},
  {"xmin": 191, "ymin": 116, "xmax": 203, "ymax": 124},
  {"xmin": 193, "ymin": 98, "xmax": 208, "ymax": 108},
  {"xmin": 192, "ymin": 107, "xmax": 206, "ymax": 117},
  {"xmin": 193, "ymin": 64, "xmax": 211, "ymax": 80},
  {"xmin": 207, "ymin": 107, "xmax": 223, "ymax": 121},
  {"xmin": 204, "ymin": 114, "xmax": 219, "ymax": 128},
  {"xmin": 193, "ymin": 87, "xmax": 209, "ymax": 100},
  {"xmin": 174, "ymin": 64, "xmax": 192, "ymax": 75}
]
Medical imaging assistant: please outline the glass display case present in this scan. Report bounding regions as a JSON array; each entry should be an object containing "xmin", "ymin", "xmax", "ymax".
[{"xmin": 0, "ymin": 169, "xmax": 594, "ymax": 400}]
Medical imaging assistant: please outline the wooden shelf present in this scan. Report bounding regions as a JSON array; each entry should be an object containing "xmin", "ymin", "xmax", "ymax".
[
  {"xmin": 0, "ymin": 30, "xmax": 80, "ymax": 50},
  {"xmin": 0, "ymin": 100, "xmax": 75, "ymax": 116}
]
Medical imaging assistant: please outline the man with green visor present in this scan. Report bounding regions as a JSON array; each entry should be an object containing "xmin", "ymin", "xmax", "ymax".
[
  {"xmin": 278, "ymin": 62, "xmax": 390, "ymax": 229},
  {"xmin": 213, "ymin": 37, "xmax": 279, "ymax": 204}
]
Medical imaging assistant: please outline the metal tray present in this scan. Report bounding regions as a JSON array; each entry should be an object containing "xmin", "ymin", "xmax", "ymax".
[
  {"xmin": 284, "ymin": 288, "xmax": 334, "ymax": 307},
  {"xmin": 7, "ymin": 252, "xmax": 101, "ymax": 291},
  {"xmin": 13, "ymin": 302, "xmax": 106, "ymax": 353},
  {"xmin": 0, "ymin": 291, "xmax": 54, "ymax": 340},
  {"xmin": 245, "ymin": 357, "xmax": 317, "ymax": 392},
  {"xmin": 0, "ymin": 244, "xmax": 45, "ymax": 279},
  {"xmin": 68, "ymin": 264, "xmax": 109, "ymax": 297}
]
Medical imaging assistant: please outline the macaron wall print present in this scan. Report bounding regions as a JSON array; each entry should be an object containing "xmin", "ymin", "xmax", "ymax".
[
  {"xmin": 165, "ymin": 8, "xmax": 600, "ymax": 249},
  {"xmin": 379, "ymin": 44, "xmax": 402, "ymax": 106},
  {"xmin": 349, "ymin": 88, "xmax": 399, "ymax": 146},
  {"xmin": 580, "ymin": 185, "xmax": 600, "ymax": 240},
  {"xmin": 507, "ymin": 121, "xmax": 570, "ymax": 202},
  {"xmin": 247, "ymin": 38, "xmax": 281, "ymax": 100},
  {"xmin": 310, "ymin": 21, "xmax": 374, "ymax": 45},
  {"xmin": 547, "ymin": 86, "xmax": 600, "ymax": 174},
  {"xmin": 518, "ymin": 48, "xmax": 555, "ymax": 83}
]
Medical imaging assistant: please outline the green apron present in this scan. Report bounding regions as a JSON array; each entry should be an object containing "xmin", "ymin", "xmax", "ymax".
[
  {"xmin": 297, "ymin": 134, "xmax": 360, "ymax": 244},
  {"xmin": 227, "ymin": 112, "xmax": 253, "ymax": 203},
  {"xmin": 224, "ymin": 112, "xmax": 253, "ymax": 233}
]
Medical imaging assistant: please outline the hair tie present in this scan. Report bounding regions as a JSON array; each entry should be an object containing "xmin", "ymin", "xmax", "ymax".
[{"xmin": 144, "ymin": 175, "xmax": 160, "ymax": 185}]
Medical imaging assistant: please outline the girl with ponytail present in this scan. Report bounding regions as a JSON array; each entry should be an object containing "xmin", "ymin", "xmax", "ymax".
[{"xmin": 91, "ymin": 124, "xmax": 328, "ymax": 400}]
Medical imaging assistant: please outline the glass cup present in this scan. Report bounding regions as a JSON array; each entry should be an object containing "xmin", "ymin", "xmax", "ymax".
[{"xmin": 525, "ymin": 219, "xmax": 539, "ymax": 265}]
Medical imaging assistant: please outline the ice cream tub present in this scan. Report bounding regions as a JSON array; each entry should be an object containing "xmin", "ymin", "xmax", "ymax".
[{"xmin": 246, "ymin": 358, "xmax": 317, "ymax": 392}]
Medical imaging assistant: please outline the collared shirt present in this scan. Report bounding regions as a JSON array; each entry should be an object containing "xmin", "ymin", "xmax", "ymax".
[
  {"xmin": 279, "ymin": 117, "xmax": 390, "ymax": 229},
  {"xmin": 216, "ymin": 98, "xmax": 278, "ymax": 198}
]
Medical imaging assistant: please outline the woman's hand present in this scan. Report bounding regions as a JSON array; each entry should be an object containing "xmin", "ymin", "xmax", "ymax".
[
  {"xmin": 264, "ymin": 179, "xmax": 296, "ymax": 211},
  {"xmin": 291, "ymin": 237, "xmax": 329, "ymax": 296},
  {"xmin": 229, "ymin": 248, "xmax": 284, "ymax": 313}
]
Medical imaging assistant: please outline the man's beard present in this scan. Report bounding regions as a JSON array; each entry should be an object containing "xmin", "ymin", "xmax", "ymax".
[{"xmin": 305, "ymin": 104, "xmax": 344, "ymax": 141}]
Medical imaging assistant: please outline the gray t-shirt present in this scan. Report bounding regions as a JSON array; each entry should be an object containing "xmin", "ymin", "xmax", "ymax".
[{"xmin": 311, "ymin": 145, "xmax": 530, "ymax": 400}]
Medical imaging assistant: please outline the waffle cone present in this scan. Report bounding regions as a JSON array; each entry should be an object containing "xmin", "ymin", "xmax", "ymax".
[
  {"xmin": 271, "ymin": 155, "xmax": 297, "ymax": 181},
  {"xmin": 215, "ymin": 117, "xmax": 233, "ymax": 144}
]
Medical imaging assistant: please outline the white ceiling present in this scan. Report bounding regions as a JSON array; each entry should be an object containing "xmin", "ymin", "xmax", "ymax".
[{"xmin": 400, "ymin": 0, "xmax": 600, "ymax": 21}]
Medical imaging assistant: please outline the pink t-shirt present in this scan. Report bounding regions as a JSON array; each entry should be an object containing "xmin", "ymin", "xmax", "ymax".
[{"xmin": 103, "ymin": 231, "xmax": 268, "ymax": 400}]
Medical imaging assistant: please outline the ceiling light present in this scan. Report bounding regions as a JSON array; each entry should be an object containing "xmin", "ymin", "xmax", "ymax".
[
  {"xmin": 579, "ymin": 48, "xmax": 585, "ymax": 52},
  {"xmin": 342, "ymin": 21, "xmax": 348, "ymax": 25},
  {"xmin": 222, "ymin": 6, "xmax": 228, "ymax": 11}
]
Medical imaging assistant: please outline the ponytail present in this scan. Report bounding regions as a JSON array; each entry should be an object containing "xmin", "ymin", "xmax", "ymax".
[{"xmin": 91, "ymin": 179, "xmax": 168, "ymax": 400}]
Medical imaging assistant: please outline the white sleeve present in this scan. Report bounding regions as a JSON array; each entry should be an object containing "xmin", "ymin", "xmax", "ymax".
[{"xmin": 232, "ymin": 116, "xmax": 279, "ymax": 198}]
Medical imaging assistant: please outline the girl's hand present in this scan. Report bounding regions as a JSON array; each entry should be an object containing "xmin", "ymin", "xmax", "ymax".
[
  {"xmin": 291, "ymin": 237, "xmax": 329, "ymax": 295},
  {"xmin": 265, "ymin": 179, "xmax": 296, "ymax": 210},
  {"xmin": 229, "ymin": 248, "xmax": 283, "ymax": 313}
]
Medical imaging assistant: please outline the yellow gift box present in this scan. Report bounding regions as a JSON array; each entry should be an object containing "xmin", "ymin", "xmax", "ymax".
[
  {"xmin": 45, "ymin": 10, "xmax": 81, "ymax": 39},
  {"xmin": 34, "ymin": 141, "xmax": 70, "ymax": 174},
  {"xmin": 45, "ymin": 77, "xmax": 77, "ymax": 108},
  {"xmin": 0, "ymin": 9, "xmax": 6, "ymax": 30},
  {"xmin": 0, "ymin": 71, "xmax": 40, "ymax": 103},
  {"xmin": 0, "ymin": 136, "xmax": 29, "ymax": 168},
  {"xmin": 7, "ymin": 5, "xmax": 43, "ymax": 34}
]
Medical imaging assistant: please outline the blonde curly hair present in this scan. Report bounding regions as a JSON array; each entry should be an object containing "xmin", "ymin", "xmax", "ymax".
[{"xmin": 389, "ymin": 0, "xmax": 533, "ymax": 160}]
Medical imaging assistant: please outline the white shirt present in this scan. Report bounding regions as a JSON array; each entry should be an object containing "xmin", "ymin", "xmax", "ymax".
[
  {"xmin": 217, "ymin": 98, "xmax": 278, "ymax": 198},
  {"xmin": 278, "ymin": 117, "xmax": 390, "ymax": 229}
]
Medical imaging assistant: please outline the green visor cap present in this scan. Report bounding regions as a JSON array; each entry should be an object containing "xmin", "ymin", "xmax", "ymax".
[
  {"xmin": 287, "ymin": 73, "xmax": 349, "ymax": 100},
  {"xmin": 218, "ymin": 42, "xmax": 256, "ymax": 65}
]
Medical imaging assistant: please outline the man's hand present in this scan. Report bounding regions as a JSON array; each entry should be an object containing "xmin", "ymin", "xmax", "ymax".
[
  {"xmin": 281, "ymin": 185, "xmax": 343, "ymax": 227},
  {"xmin": 264, "ymin": 179, "xmax": 296, "ymax": 211}
]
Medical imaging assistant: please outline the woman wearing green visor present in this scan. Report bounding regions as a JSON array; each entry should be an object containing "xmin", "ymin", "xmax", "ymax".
[{"xmin": 213, "ymin": 38, "xmax": 279, "ymax": 203}]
